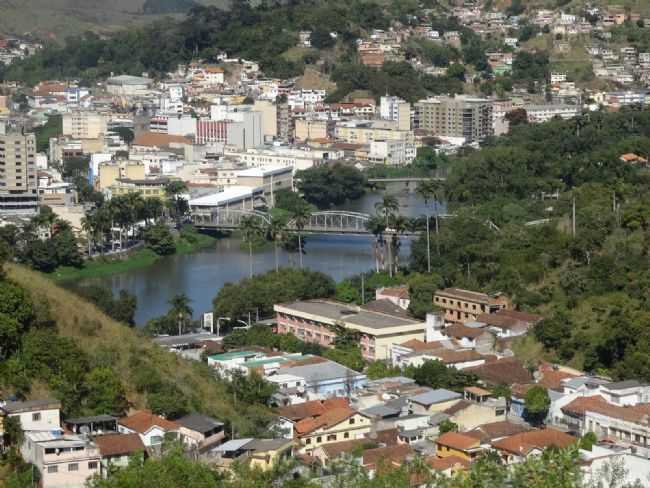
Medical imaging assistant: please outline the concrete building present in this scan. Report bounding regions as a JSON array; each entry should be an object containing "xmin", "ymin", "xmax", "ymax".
[
  {"xmin": 106, "ymin": 75, "xmax": 153, "ymax": 96},
  {"xmin": 62, "ymin": 111, "xmax": 107, "ymax": 139},
  {"xmin": 414, "ymin": 96, "xmax": 493, "ymax": 144},
  {"xmin": 0, "ymin": 131, "xmax": 39, "ymax": 214},
  {"xmin": 294, "ymin": 119, "xmax": 335, "ymax": 141},
  {"xmin": 227, "ymin": 146, "xmax": 341, "ymax": 173},
  {"xmin": 235, "ymin": 166, "xmax": 293, "ymax": 207},
  {"xmin": 368, "ymin": 139, "xmax": 416, "ymax": 166},
  {"xmin": 433, "ymin": 288, "xmax": 511, "ymax": 324},
  {"xmin": 98, "ymin": 161, "xmax": 145, "ymax": 191},
  {"xmin": 0, "ymin": 399, "xmax": 61, "ymax": 433},
  {"xmin": 524, "ymin": 104, "xmax": 579, "ymax": 123},
  {"xmin": 274, "ymin": 300, "xmax": 427, "ymax": 360},
  {"xmin": 380, "ymin": 96, "xmax": 411, "ymax": 130},
  {"xmin": 21, "ymin": 432, "xmax": 101, "ymax": 488},
  {"xmin": 118, "ymin": 410, "xmax": 180, "ymax": 448},
  {"xmin": 334, "ymin": 122, "xmax": 414, "ymax": 145},
  {"xmin": 108, "ymin": 177, "xmax": 170, "ymax": 199},
  {"xmin": 253, "ymin": 100, "xmax": 278, "ymax": 138}
]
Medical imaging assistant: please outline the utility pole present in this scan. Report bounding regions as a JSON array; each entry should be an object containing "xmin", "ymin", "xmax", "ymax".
[
  {"xmin": 572, "ymin": 196, "xmax": 576, "ymax": 237},
  {"xmin": 426, "ymin": 215, "xmax": 431, "ymax": 273},
  {"xmin": 361, "ymin": 273, "xmax": 365, "ymax": 304}
]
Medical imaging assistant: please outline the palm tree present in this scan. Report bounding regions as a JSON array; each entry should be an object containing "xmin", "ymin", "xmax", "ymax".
[
  {"xmin": 80, "ymin": 215, "xmax": 96, "ymax": 257},
  {"xmin": 266, "ymin": 215, "xmax": 287, "ymax": 273},
  {"xmin": 365, "ymin": 215, "xmax": 386, "ymax": 273},
  {"xmin": 240, "ymin": 216, "xmax": 262, "ymax": 278},
  {"xmin": 375, "ymin": 195, "xmax": 399, "ymax": 276},
  {"xmin": 389, "ymin": 215, "xmax": 408, "ymax": 275},
  {"xmin": 416, "ymin": 180, "xmax": 444, "ymax": 266},
  {"xmin": 290, "ymin": 202, "xmax": 311, "ymax": 269},
  {"xmin": 165, "ymin": 180, "xmax": 189, "ymax": 227},
  {"xmin": 168, "ymin": 293, "xmax": 193, "ymax": 336}
]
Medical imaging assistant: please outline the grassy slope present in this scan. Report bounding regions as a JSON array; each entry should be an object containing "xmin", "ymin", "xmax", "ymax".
[
  {"xmin": 0, "ymin": 0, "xmax": 230, "ymax": 39},
  {"xmin": 6, "ymin": 263, "xmax": 240, "ymax": 422}
]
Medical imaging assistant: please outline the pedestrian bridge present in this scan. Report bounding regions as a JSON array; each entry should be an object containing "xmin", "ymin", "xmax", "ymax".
[{"xmin": 192, "ymin": 209, "xmax": 375, "ymax": 235}]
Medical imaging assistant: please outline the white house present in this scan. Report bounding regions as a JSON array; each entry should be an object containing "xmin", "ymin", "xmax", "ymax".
[
  {"xmin": 117, "ymin": 410, "xmax": 180, "ymax": 447},
  {"xmin": 1, "ymin": 399, "xmax": 61, "ymax": 432}
]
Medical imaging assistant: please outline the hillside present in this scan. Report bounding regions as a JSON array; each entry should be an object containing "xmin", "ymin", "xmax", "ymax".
[
  {"xmin": 0, "ymin": 0, "xmax": 229, "ymax": 39},
  {"xmin": 2, "ymin": 263, "xmax": 269, "ymax": 435}
]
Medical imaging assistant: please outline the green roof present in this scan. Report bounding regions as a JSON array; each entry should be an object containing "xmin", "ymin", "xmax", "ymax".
[{"xmin": 208, "ymin": 350, "xmax": 258, "ymax": 361}]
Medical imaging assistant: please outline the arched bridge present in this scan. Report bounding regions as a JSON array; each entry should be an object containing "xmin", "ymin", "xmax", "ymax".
[{"xmin": 192, "ymin": 209, "xmax": 374, "ymax": 235}]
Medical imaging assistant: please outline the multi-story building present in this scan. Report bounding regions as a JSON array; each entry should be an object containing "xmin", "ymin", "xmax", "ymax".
[
  {"xmin": 108, "ymin": 177, "xmax": 170, "ymax": 199},
  {"xmin": 525, "ymin": 104, "xmax": 580, "ymax": 123},
  {"xmin": 274, "ymin": 300, "xmax": 427, "ymax": 360},
  {"xmin": 368, "ymin": 139, "xmax": 416, "ymax": 166},
  {"xmin": 235, "ymin": 166, "xmax": 293, "ymax": 206},
  {"xmin": 433, "ymin": 288, "xmax": 511, "ymax": 324},
  {"xmin": 62, "ymin": 111, "xmax": 107, "ymax": 139},
  {"xmin": 414, "ymin": 95, "xmax": 493, "ymax": 144},
  {"xmin": 98, "ymin": 160, "xmax": 145, "ymax": 191},
  {"xmin": 226, "ymin": 146, "xmax": 342, "ymax": 173},
  {"xmin": 334, "ymin": 121, "xmax": 414, "ymax": 145},
  {"xmin": 21, "ymin": 432, "xmax": 101, "ymax": 488},
  {"xmin": 294, "ymin": 119, "xmax": 335, "ymax": 141},
  {"xmin": 0, "ymin": 131, "xmax": 38, "ymax": 214},
  {"xmin": 379, "ymin": 96, "xmax": 411, "ymax": 131}
]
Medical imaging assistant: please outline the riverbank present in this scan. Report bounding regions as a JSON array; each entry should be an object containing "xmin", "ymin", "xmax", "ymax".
[{"xmin": 52, "ymin": 231, "xmax": 217, "ymax": 283}]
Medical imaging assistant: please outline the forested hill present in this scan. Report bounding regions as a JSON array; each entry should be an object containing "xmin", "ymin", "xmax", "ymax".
[{"xmin": 0, "ymin": 0, "xmax": 469, "ymax": 91}]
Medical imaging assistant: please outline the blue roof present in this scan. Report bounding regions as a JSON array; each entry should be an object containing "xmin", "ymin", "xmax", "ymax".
[{"xmin": 408, "ymin": 388, "xmax": 461, "ymax": 406}]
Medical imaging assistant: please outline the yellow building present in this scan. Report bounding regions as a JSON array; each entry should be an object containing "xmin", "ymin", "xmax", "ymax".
[
  {"xmin": 433, "ymin": 287, "xmax": 511, "ymax": 324},
  {"xmin": 62, "ymin": 111, "xmax": 107, "ymax": 139},
  {"xmin": 435, "ymin": 432, "xmax": 483, "ymax": 462},
  {"xmin": 295, "ymin": 408, "xmax": 372, "ymax": 454},
  {"xmin": 98, "ymin": 161, "xmax": 146, "ymax": 191},
  {"xmin": 294, "ymin": 119, "xmax": 334, "ymax": 141},
  {"xmin": 246, "ymin": 439, "xmax": 294, "ymax": 471},
  {"xmin": 109, "ymin": 177, "xmax": 169, "ymax": 199}
]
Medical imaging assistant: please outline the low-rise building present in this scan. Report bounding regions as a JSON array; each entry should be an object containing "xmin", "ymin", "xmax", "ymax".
[
  {"xmin": 435, "ymin": 432, "xmax": 483, "ymax": 462},
  {"xmin": 176, "ymin": 413, "xmax": 225, "ymax": 450},
  {"xmin": 491, "ymin": 428, "xmax": 576, "ymax": 464},
  {"xmin": 295, "ymin": 406, "xmax": 372, "ymax": 454},
  {"xmin": 93, "ymin": 434, "xmax": 145, "ymax": 475},
  {"xmin": 433, "ymin": 288, "xmax": 511, "ymax": 324},
  {"xmin": 117, "ymin": 410, "xmax": 180, "ymax": 447},
  {"xmin": 274, "ymin": 300, "xmax": 427, "ymax": 360},
  {"xmin": 407, "ymin": 389, "xmax": 462, "ymax": 415},
  {"xmin": 1, "ymin": 399, "xmax": 61, "ymax": 433}
]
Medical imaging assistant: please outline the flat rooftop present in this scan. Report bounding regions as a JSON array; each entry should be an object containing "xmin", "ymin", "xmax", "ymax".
[{"xmin": 276, "ymin": 300, "xmax": 422, "ymax": 329}]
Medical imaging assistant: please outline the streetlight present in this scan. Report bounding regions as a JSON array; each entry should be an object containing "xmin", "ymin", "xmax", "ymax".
[{"xmin": 216, "ymin": 317, "xmax": 230, "ymax": 337}]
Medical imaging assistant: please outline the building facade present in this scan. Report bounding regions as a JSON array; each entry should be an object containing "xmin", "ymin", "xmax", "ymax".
[
  {"xmin": 414, "ymin": 96, "xmax": 493, "ymax": 144},
  {"xmin": 0, "ymin": 131, "xmax": 38, "ymax": 214}
]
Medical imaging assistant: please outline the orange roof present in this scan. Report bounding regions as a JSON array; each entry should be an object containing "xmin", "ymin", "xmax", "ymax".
[
  {"xmin": 399, "ymin": 339, "xmax": 444, "ymax": 352},
  {"xmin": 362, "ymin": 444, "xmax": 413, "ymax": 469},
  {"xmin": 278, "ymin": 398, "xmax": 348, "ymax": 422},
  {"xmin": 132, "ymin": 132, "xmax": 192, "ymax": 147},
  {"xmin": 378, "ymin": 286, "xmax": 409, "ymax": 299},
  {"xmin": 94, "ymin": 433, "xmax": 145, "ymax": 457},
  {"xmin": 204, "ymin": 66, "xmax": 225, "ymax": 73},
  {"xmin": 295, "ymin": 407, "xmax": 358, "ymax": 436},
  {"xmin": 320, "ymin": 439, "xmax": 367, "ymax": 458},
  {"xmin": 119, "ymin": 410, "xmax": 179, "ymax": 434},
  {"xmin": 538, "ymin": 363, "xmax": 579, "ymax": 391},
  {"xmin": 466, "ymin": 358, "xmax": 533, "ymax": 386},
  {"xmin": 491, "ymin": 428, "xmax": 576, "ymax": 455},
  {"xmin": 620, "ymin": 153, "xmax": 648, "ymax": 163},
  {"xmin": 466, "ymin": 421, "xmax": 532, "ymax": 443},
  {"xmin": 561, "ymin": 395, "xmax": 650, "ymax": 423},
  {"xmin": 427, "ymin": 455, "xmax": 470, "ymax": 471},
  {"xmin": 436, "ymin": 432, "xmax": 480, "ymax": 451}
]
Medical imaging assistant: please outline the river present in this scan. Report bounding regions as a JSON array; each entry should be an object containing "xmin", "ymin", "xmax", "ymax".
[{"xmin": 82, "ymin": 185, "xmax": 437, "ymax": 325}]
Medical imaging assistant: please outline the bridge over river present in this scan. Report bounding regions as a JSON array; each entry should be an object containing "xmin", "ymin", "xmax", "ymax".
[{"xmin": 192, "ymin": 209, "xmax": 452, "ymax": 236}]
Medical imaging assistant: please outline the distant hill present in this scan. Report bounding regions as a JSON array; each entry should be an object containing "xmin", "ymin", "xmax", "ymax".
[{"xmin": 0, "ymin": 0, "xmax": 229, "ymax": 40}]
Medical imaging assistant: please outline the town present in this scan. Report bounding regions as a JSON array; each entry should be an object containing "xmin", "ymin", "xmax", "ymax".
[{"xmin": 0, "ymin": 0, "xmax": 649, "ymax": 487}]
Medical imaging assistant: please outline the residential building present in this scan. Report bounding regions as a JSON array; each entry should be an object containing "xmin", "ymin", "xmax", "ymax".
[
  {"xmin": 97, "ymin": 160, "xmax": 145, "ymax": 191},
  {"xmin": 407, "ymin": 389, "xmax": 462, "ymax": 414},
  {"xmin": 435, "ymin": 432, "xmax": 483, "ymax": 462},
  {"xmin": 442, "ymin": 393, "xmax": 507, "ymax": 430},
  {"xmin": 294, "ymin": 119, "xmax": 335, "ymax": 141},
  {"xmin": 276, "ymin": 358, "xmax": 368, "ymax": 398},
  {"xmin": 252, "ymin": 100, "xmax": 278, "ymax": 138},
  {"xmin": 246, "ymin": 438, "xmax": 294, "ymax": 471},
  {"xmin": 176, "ymin": 413, "xmax": 225, "ymax": 450},
  {"xmin": 108, "ymin": 177, "xmax": 170, "ymax": 199},
  {"xmin": 491, "ymin": 428, "xmax": 576, "ymax": 464},
  {"xmin": 0, "ymin": 131, "xmax": 38, "ymax": 214},
  {"xmin": 64, "ymin": 415, "xmax": 118, "ymax": 435},
  {"xmin": 414, "ymin": 96, "xmax": 493, "ymax": 144},
  {"xmin": 368, "ymin": 139, "xmax": 416, "ymax": 166},
  {"xmin": 380, "ymin": 96, "xmax": 411, "ymax": 130},
  {"xmin": 474, "ymin": 309, "xmax": 543, "ymax": 338},
  {"xmin": 274, "ymin": 300, "xmax": 427, "ymax": 360},
  {"xmin": 334, "ymin": 121, "xmax": 415, "ymax": 145},
  {"xmin": 433, "ymin": 288, "xmax": 511, "ymax": 324},
  {"xmin": 294, "ymin": 405, "xmax": 372, "ymax": 453},
  {"xmin": 62, "ymin": 111, "xmax": 107, "ymax": 139},
  {"xmin": 375, "ymin": 286, "xmax": 410, "ymax": 310},
  {"xmin": 228, "ymin": 146, "xmax": 341, "ymax": 173},
  {"xmin": 93, "ymin": 434, "xmax": 145, "ymax": 475},
  {"xmin": 21, "ymin": 432, "xmax": 101, "ymax": 488},
  {"xmin": 0, "ymin": 399, "xmax": 61, "ymax": 432},
  {"xmin": 117, "ymin": 410, "xmax": 180, "ymax": 447},
  {"xmin": 525, "ymin": 104, "xmax": 579, "ymax": 123}
]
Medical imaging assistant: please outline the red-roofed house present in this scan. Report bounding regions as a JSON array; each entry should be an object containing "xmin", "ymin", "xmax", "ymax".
[
  {"xmin": 491, "ymin": 428, "xmax": 576, "ymax": 464},
  {"xmin": 293, "ymin": 406, "xmax": 371, "ymax": 454},
  {"xmin": 375, "ymin": 286, "xmax": 410, "ymax": 310},
  {"xmin": 117, "ymin": 410, "xmax": 180, "ymax": 447},
  {"xmin": 94, "ymin": 433, "xmax": 146, "ymax": 473}
]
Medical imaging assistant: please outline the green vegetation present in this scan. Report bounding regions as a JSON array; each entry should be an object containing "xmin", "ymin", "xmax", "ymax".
[
  {"xmin": 524, "ymin": 386, "xmax": 551, "ymax": 426},
  {"xmin": 0, "ymin": 263, "xmax": 273, "ymax": 436},
  {"xmin": 296, "ymin": 163, "xmax": 366, "ymax": 209},
  {"xmin": 34, "ymin": 115, "xmax": 62, "ymax": 153}
]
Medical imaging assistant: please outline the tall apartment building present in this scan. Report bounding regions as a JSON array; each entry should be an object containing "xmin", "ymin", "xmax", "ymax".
[
  {"xmin": 380, "ymin": 96, "xmax": 411, "ymax": 130},
  {"xmin": 414, "ymin": 95, "xmax": 493, "ymax": 144},
  {"xmin": 0, "ymin": 131, "xmax": 39, "ymax": 214},
  {"xmin": 62, "ymin": 111, "xmax": 107, "ymax": 139}
]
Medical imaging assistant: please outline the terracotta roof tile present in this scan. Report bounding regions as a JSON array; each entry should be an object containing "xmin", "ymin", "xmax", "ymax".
[
  {"xmin": 119, "ymin": 410, "xmax": 179, "ymax": 434},
  {"xmin": 436, "ymin": 432, "xmax": 480, "ymax": 451},
  {"xmin": 561, "ymin": 395, "xmax": 650, "ymax": 424},
  {"xmin": 362, "ymin": 444, "xmax": 413, "ymax": 469},
  {"xmin": 132, "ymin": 132, "xmax": 192, "ymax": 147},
  {"xmin": 369, "ymin": 428, "xmax": 399, "ymax": 446},
  {"xmin": 427, "ymin": 455, "xmax": 470, "ymax": 471},
  {"xmin": 278, "ymin": 398, "xmax": 348, "ymax": 422},
  {"xmin": 491, "ymin": 428, "xmax": 576, "ymax": 455},
  {"xmin": 94, "ymin": 434, "xmax": 145, "ymax": 457},
  {"xmin": 466, "ymin": 358, "xmax": 533, "ymax": 386},
  {"xmin": 465, "ymin": 421, "xmax": 532, "ymax": 443},
  {"xmin": 295, "ymin": 407, "xmax": 357, "ymax": 436},
  {"xmin": 444, "ymin": 324, "xmax": 489, "ymax": 340},
  {"xmin": 320, "ymin": 439, "xmax": 367, "ymax": 458}
]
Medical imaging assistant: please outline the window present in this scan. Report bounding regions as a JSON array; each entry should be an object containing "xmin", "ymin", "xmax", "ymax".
[
  {"xmin": 344, "ymin": 432, "xmax": 350, "ymax": 439},
  {"xmin": 68, "ymin": 463, "xmax": 79, "ymax": 472},
  {"xmin": 32, "ymin": 412, "xmax": 41, "ymax": 422},
  {"xmin": 88, "ymin": 462, "xmax": 98, "ymax": 470},
  {"xmin": 349, "ymin": 418, "xmax": 355, "ymax": 425},
  {"xmin": 316, "ymin": 436, "xmax": 322, "ymax": 443},
  {"xmin": 327, "ymin": 434, "xmax": 337, "ymax": 441},
  {"xmin": 305, "ymin": 438, "xmax": 311, "ymax": 445},
  {"xmin": 47, "ymin": 466, "xmax": 58, "ymax": 474}
]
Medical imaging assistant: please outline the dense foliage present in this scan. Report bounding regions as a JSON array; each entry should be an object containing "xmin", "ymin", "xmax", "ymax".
[{"xmin": 296, "ymin": 163, "xmax": 366, "ymax": 209}]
